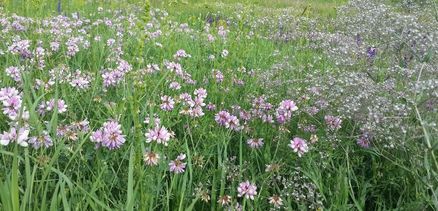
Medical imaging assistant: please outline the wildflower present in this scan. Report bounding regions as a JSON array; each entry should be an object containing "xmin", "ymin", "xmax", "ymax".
[
  {"xmin": 145, "ymin": 125, "xmax": 172, "ymax": 146},
  {"xmin": 215, "ymin": 110, "xmax": 231, "ymax": 126},
  {"xmin": 213, "ymin": 70, "xmax": 224, "ymax": 82},
  {"xmin": 169, "ymin": 153, "xmax": 186, "ymax": 174},
  {"xmin": 46, "ymin": 99, "xmax": 68, "ymax": 114},
  {"xmin": 160, "ymin": 95, "xmax": 175, "ymax": 111},
  {"xmin": 194, "ymin": 88, "xmax": 207, "ymax": 99},
  {"xmin": 144, "ymin": 115, "xmax": 161, "ymax": 127},
  {"xmin": 276, "ymin": 100, "xmax": 298, "ymax": 124},
  {"xmin": 221, "ymin": 49, "xmax": 229, "ymax": 58},
  {"xmin": 247, "ymin": 138, "xmax": 264, "ymax": 149},
  {"xmin": 324, "ymin": 115, "xmax": 342, "ymax": 130},
  {"xmin": 101, "ymin": 121, "xmax": 125, "ymax": 149},
  {"xmin": 357, "ymin": 131, "xmax": 372, "ymax": 148},
  {"xmin": 207, "ymin": 103, "xmax": 216, "ymax": 111},
  {"xmin": 227, "ymin": 115, "xmax": 241, "ymax": 131},
  {"xmin": 90, "ymin": 120, "xmax": 125, "ymax": 149},
  {"xmin": 8, "ymin": 39, "xmax": 32, "ymax": 58},
  {"xmin": 174, "ymin": 49, "xmax": 191, "ymax": 59},
  {"xmin": 2, "ymin": 94, "xmax": 22, "ymax": 119},
  {"xmin": 207, "ymin": 34, "xmax": 215, "ymax": 42},
  {"xmin": 217, "ymin": 195, "xmax": 232, "ymax": 206},
  {"xmin": 29, "ymin": 131, "xmax": 53, "ymax": 149},
  {"xmin": 143, "ymin": 151, "xmax": 160, "ymax": 166},
  {"xmin": 237, "ymin": 180, "xmax": 257, "ymax": 200},
  {"xmin": 268, "ymin": 195, "xmax": 283, "ymax": 208},
  {"xmin": 279, "ymin": 100, "xmax": 298, "ymax": 111},
  {"xmin": 289, "ymin": 137, "xmax": 309, "ymax": 157},
  {"xmin": 5, "ymin": 66, "xmax": 22, "ymax": 82},
  {"xmin": 367, "ymin": 47, "xmax": 377, "ymax": 59},
  {"xmin": 90, "ymin": 129, "xmax": 103, "ymax": 148},
  {"xmin": 169, "ymin": 81, "xmax": 181, "ymax": 90},
  {"xmin": 0, "ymin": 127, "xmax": 29, "ymax": 147}
]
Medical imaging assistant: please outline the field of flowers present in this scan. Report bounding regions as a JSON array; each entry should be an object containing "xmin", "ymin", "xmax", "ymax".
[{"xmin": 0, "ymin": 0, "xmax": 437, "ymax": 210}]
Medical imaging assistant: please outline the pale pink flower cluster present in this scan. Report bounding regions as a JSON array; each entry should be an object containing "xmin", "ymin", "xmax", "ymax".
[
  {"xmin": 90, "ymin": 120, "xmax": 126, "ymax": 150},
  {"xmin": 145, "ymin": 125, "xmax": 173, "ymax": 146},
  {"xmin": 324, "ymin": 115, "xmax": 342, "ymax": 130},
  {"xmin": 0, "ymin": 87, "xmax": 29, "ymax": 121},
  {"xmin": 237, "ymin": 180, "xmax": 257, "ymax": 200},
  {"xmin": 179, "ymin": 88, "xmax": 208, "ymax": 118},
  {"xmin": 102, "ymin": 59, "xmax": 132, "ymax": 87},
  {"xmin": 38, "ymin": 99, "xmax": 68, "ymax": 115},
  {"xmin": 289, "ymin": 137, "xmax": 309, "ymax": 157},
  {"xmin": 0, "ymin": 127, "xmax": 29, "ymax": 147},
  {"xmin": 5, "ymin": 66, "xmax": 22, "ymax": 82},
  {"xmin": 169, "ymin": 153, "xmax": 186, "ymax": 174},
  {"xmin": 276, "ymin": 100, "xmax": 298, "ymax": 124},
  {"xmin": 215, "ymin": 110, "xmax": 241, "ymax": 131},
  {"xmin": 160, "ymin": 95, "xmax": 175, "ymax": 111}
]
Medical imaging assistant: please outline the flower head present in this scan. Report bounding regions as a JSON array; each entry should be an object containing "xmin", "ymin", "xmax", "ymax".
[
  {"xmin": 289, "ymin": 137, "xmax": 309, "ymax": 157},
  {"xmin": 169, "ymin": 153, "xmax": 186, "ymax": 174},
  {"xmin": 237, "ymin": 180, "xmax": 257, "ymax": 200},
  {"xmin": 145, "ymin": 125, "xmax": 172, "ymax": 146}
]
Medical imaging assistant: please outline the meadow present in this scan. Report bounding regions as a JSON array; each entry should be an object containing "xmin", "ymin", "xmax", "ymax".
[{"xmin": 0, "ymin": 0, "xmax": 437, "ymax": 210}]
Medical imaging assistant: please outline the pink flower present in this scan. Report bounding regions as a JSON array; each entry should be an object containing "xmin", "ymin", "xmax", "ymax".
[
  {"xmin": 237, "ymin": 181, "xmax": 257, "ymax": 200},
  {"xmin": 90, "ymin": 120, "xmax": 125, "ymax": 149},
  {"xmin": 215, "ymin": 111, "xmax": 231, "ymax": 126},
  {"xmin": 29, "ymin": 131, "xmax": 53, "ymax": 149},
  {"xmin": 101, "ymin": 121, "xmax": 125, "ymax": 149},
  {"xmin": 289, "ymin": 137, "xmax": 309, "ymax": 157},
  {"xmin": 275, "ymin": 99, "xmax": 298, "ymax": 124},
  {"xmin": 169, "ymin": 81, "xmax": 181, "ymax": 90},
  {"xmin": 324, "ymin": 115, "xmax": 342, "ymax": 130},
  {"xmin": 145, "ymin": 125, "xmax": 172, "ymax": 146},
  {"xmin": 194, "ymin": 88, "xmax": 207, "ymax": 99},
  {"xmin": 169, "ymin": 153, "xmax": 186, "ymax": 174},
  {"xmin": 160, "ymin": 95, "xmax": 175, "ymax": 111},
  {"xmin": 46, "ymin": 99, "xmax": 68, "ymax": 113},
  {"xmin": 247, "ymin": 138, "xmax": 264, "ymax": 149},
  {"xmin": 357, "ymin": 131, "xmax": 372, "ymax": 148},
  {"xmin": 0, "ymin": 127, "xmax": 29, "ymax": 147}
]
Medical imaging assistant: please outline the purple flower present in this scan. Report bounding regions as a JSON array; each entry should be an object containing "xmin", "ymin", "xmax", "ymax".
[
  {"xmin": 160, "ymin": 95, "xmax": 175, "ymax": 111},
  {"xmin": 169, "ymin": 153, "xmax": 186, "ymax": 174},
  {"xmin": 324, "ymin": 115, "xmax": 342, "ymax": 130},
  {"xmin": 207, "ymin": 103, "xmax": 216, "ymax": 111},
  {"xmin": 8, "ymin": 39, "xmax": 32, "ymax": 59},
  {"xmin": 101, "ymin": 121, "xmax": 125, "ymax": 149},
  {"xmin": 215, "ymin": 110, "xmax": 231, "ymax": 126},
  {"xmin": 194, "ymin": 88, "xmax": 207, "ymax": 99},
  {"xmin": 46, "ymin": 99, "xmax": 68, "ymax": 114},
  {"xmin": 145, "ymin": 125, "xmax": 172, "ymax": 146},
  {"xmin": 237, "ymin": 181, "xmax": 257, "ymax": 200},
  {"xmin": 275, "ymin": 100, "xmax": 298, "ymax": 124},
  {"xmin": 247, "ymin": 138, "xmax": 264, "ymax": 149},
  {"xmin": 289, "ymin": 137, "xmax": 309, "ymax": 157},
  {"xmin": 0, "ymin": 127, "xmax": 29, "ymax": 147},
  {"xmin": 169, "ymin": 81, "xmax": 181, "ymax": 90},
  {"xmin": 357, "ymin": 131, "xmax": 372, "ymax": 148},
  {"xmin": 367, "ymin": 47, "xmax": 377, "ymax": 59},
  {"xmin": 90, "ymin": 120, "xmax": 125, "ymax": 150},
  {"xmin": 5, "ymin": 66, "xmax": 22, "ymax": 82},
  {"xmin": 29, "ymin": 131, "xmax": 53, "ymax": 149}
]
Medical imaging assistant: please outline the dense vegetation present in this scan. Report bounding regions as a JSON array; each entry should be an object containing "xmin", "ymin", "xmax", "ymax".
[{"xmin": 0, "ymin": 0, "xmax": 437, "ymax": 210}]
